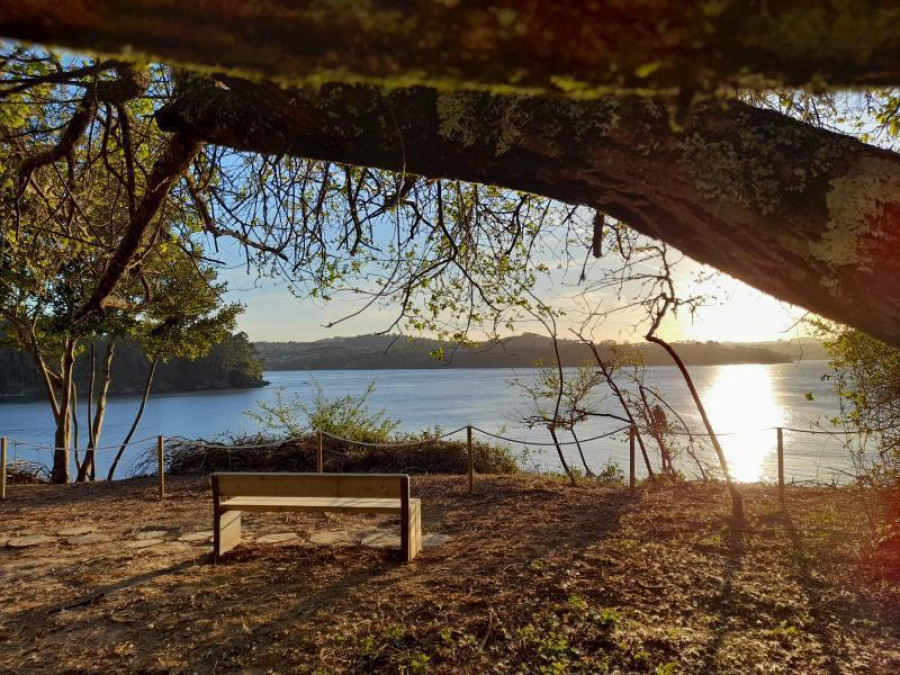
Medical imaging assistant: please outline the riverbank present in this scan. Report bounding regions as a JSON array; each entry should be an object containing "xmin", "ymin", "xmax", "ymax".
[
  {"xmin": 0, "ymin": 362, "xmax": 849, "ymax": 485},
  {"xmin": 0, "ymin": 378, "xmax": 270, "ymax": 403},
  {"xmin": 1, "ymin": 476, "xmax": 897, "ymax": 673},
  {"xmin": 255, "ymin": 333, "xmax": 807, "ymax": 371},
  {"xmin": 0, "ymin": 333, "xmax": 267, "ymax": 400}
]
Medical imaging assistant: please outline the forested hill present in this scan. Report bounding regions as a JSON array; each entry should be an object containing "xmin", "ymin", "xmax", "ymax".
[
  {"xmin": 0, "ymin": 333, "xmax": 266, "ymax": 399},
  {"xmin": 256, "ymin": 334, "xmax": 826, "ymax": 371}
]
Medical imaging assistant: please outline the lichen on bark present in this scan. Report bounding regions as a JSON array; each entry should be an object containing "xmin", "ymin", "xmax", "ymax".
[{"xmin": 815, "ymin": 156, "xmax": 900, "ymax": 273}]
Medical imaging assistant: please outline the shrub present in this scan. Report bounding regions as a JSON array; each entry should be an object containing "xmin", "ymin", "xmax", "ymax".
[
  {"xmin": 5, "ymin": 458, "xmax": 49, "ymax": 484},
  {"xmin": 164, "ymin": 432, "xmax": 520, "ymax": 476},
  {"xmin": 245, "ymin": 379, "xmax": 400, "ymax": 443}
]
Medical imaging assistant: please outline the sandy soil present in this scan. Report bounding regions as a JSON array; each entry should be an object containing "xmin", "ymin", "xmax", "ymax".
[{"xmin": 0, "ymin": 475, "xmax": 897, "ymax": 674}]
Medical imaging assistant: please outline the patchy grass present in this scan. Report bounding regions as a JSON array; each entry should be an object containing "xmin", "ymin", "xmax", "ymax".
[{"xmin": 0, "ymin": 476, "xmax": 898, "ymax": 673}]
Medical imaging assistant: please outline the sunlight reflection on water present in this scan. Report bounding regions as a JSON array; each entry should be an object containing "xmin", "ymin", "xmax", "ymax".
[{"xmin": 703, "ymin": 365, "xmax": 785, "ymax": 482}]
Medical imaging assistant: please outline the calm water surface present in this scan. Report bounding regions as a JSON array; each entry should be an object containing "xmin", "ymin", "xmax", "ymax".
[{"xmin": 0, "ymin": 361, "xmax": 855, "ymax": 482}]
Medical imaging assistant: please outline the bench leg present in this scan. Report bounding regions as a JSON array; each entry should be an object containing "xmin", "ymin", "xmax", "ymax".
[
  {"xmin": 412, "ymin": 501, "xmax": 422, "ymax": 559},
  {"xmin": 402, "ymin": 501, "xmax": 422, "ymax": 562},
  {"xmin": 214, "ymin": 510, "xmax": 242, "ymax": 562}
]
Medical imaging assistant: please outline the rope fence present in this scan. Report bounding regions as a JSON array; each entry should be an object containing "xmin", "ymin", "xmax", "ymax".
[
  {"xmin": 1, "ymin": 435, "xmax": 160, "ymax": 452},
  {"xmin": 0, "ymin": 423, "xmax": 882, "ymax": 502},
  {"xmin": 471, "ymin": 425, "xmax": 630, "ymax": 446}
]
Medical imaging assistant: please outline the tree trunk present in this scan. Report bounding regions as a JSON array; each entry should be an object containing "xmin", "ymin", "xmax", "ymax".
[
  {"xmin": 50, "ymin": 339, "xmax": 77, "ymax": 484},
  {"xmin": 86, "ymin": 343, "xmax": 96, "ymax": 480},
  {"xmin": 107, "ymin": 355, "xmax": 158, "ymax": 481},
  {"xmin": 548, "ymin": 426, "xmax": 576, "ymax": 487},
  {"xmin": 570, "ymin": 429, "xmax": 594, "ymax": 478},
  {"xmin": 71, "ymin": 378, "xmax": 81, "ymax": 476},
  {"xmin": 78, "ymin": 339, "xmax": 116, "ymax": 483},
  {"xmin": 87, "ymin": 343, "xmax": 96, "ymax": 448},
  {"xmin": 2, "ymin": 2, "xmax": 899, "ymax": 93},
  {"xmin": 646, "ymin": 335, "xmax": 744, "ymax": 521},
  {"xmin": 157, "ymin": 82, "xmax": 900, "ymax": 348}
]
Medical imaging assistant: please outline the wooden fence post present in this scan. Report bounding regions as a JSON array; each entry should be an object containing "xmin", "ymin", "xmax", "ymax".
[
  {"xmin": 629, "ymin": 425, "xmax": 636, "ymax": 496},
  {"xmin": 317, "ymin": 430, "xmax": 324, "ymax": 473},
  {"xmin": 1, "ymin": 437, "xmax": 7, "ymax": 501},
  {"xmin": 777, "ymin": 427, "xmax": 784, "ymax": 499},
  {"xmin": 467, "ymin": 425, "xmax": 474, "ymax": 493},
  {"xmin": 157, "ymin": 436, "xmax": 166, "ymax": 499}
]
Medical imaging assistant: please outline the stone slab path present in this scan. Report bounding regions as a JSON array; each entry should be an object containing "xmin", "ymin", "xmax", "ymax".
[{"xmin": 5, "ymin": 525, "xmax": 452, "ymax": 553}]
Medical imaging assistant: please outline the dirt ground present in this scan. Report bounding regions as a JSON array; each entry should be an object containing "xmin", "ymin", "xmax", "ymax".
[{"xmin": 1, "ymin": 475, "xmax": 898, "ymax": 674}]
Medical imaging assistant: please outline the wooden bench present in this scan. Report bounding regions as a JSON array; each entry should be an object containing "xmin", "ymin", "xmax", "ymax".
[{"xmin": 211, "ymin": 472, "xmax": 422, "ymax": 562}]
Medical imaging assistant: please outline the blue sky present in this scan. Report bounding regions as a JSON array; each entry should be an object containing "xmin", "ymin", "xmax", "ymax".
[{"xmin": 222, "ymin": 253, "xmax": 808, "ymax": 344}]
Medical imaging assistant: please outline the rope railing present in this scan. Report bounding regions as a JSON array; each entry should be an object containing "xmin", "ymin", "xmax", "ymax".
[
  {"xmin": 318, "ymin": 427, "xmax": 469, "ymax": 448},
  {"xmin": 0, "ymin": 421, "xmax": 886, "ymax": 502},
  {"xmin": 4, "ymin": 435, "xmax": 160, "ymax": 452},
  {"xmin": 2, "ymin": 423, "xmax": 877, "ymax": 454},
  {"xmin": 471, "ymin": 425, "xmax": 630, "ymax": 446},
  {"xmin": 161, "ymin": 427, "xmax": 470, "ymax": 452}
]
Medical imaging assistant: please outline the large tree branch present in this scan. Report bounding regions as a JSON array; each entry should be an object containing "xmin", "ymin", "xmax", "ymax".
[
  {"xmin": 15, "ymin": 64, "xmax": 149, "ymax": 196},
  {"xmin": 73, "ymin": 131, "xmax": 201, "ymax": 322},
  {"xmin": 157, "ymin": 81, "xmax": 900, "ymax": 345},
  {"xmin": 1, "ymin": 2, "xmax": 900, "ymax": 94},
  {"xmin": 0, "ymin": 59, "xmax": 120, "ymax": 100}
]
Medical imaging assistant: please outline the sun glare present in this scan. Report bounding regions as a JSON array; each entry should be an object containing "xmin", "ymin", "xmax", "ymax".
[
  {"xmin": 679, "ymin": 275, "xmax": 804, "ymax": 343},
  {"xmin": 704, "ymin": 365, "xmax": 785, "ymax": 482}
]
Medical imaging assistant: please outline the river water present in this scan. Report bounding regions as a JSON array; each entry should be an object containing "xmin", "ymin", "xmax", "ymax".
[{"xmin": 0, "ymin": 361, "xmax": 861, "ymax": 483}]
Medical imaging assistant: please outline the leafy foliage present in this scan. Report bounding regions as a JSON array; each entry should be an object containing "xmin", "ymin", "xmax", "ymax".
[
  {"xmin": 247, "ymin": 379, "xmax": 400, "ymax": 443},
  {"xmin": 512, "ymin": 361, "xmax": 606, "ymax": 433},
  {"xmin": 819, "ymin": 323, "xmax": 900, "ymax": 478}
]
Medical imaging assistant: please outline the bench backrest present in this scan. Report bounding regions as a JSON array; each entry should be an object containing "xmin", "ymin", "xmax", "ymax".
[{"xmin": 212, "ymin": 472, "xmax": 409, "ymax": 500}]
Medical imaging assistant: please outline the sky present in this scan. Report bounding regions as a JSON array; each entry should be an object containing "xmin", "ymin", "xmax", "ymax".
[
  {"xmin": 212, "ymin": 165, "xmax": 814, "ymax": 348},
  {"xmin": 223, "ymin": 255, "xmax": 810, "ymax": 345}
]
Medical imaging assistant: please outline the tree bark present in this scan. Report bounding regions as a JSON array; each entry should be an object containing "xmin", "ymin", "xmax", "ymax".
[
  {"xmin": 158, "ymin": 82, "xmax": 900, "ymax": 346},
  {"xmin": 6, "ymin": 3, "xmax": 900, "ymax": 347},
  {"xmin": 2, "ymin": 2, "xmax": 899, "ymax": 93}
]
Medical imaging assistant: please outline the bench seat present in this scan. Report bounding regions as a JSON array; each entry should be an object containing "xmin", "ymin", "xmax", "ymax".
[
  {"xmin": 211, "ymin": 472, "xmax": 422, "ymax": 562},
  {"xmin": 220, "ymin": 496, "xmax": 421, "ymax": 514}
]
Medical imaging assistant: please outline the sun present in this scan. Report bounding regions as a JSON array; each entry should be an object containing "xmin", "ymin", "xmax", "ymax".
[{"xmin": 675, "ymin": 273, "xmax": 807, "ymax": 343}]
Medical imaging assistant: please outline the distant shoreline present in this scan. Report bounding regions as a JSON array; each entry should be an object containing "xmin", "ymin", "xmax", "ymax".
[
  {"xmin": 1, "ymin": 355, "xmax": 831, "ymax": 404},
  {"xmin": 0, "ymin": 379, "xmax": 268, "ymax": 404},
  {"xmin": 262, "ymin": 358, "xmax": 800, "ymax": 372},
  {"xmin": 255, "ymin": 333, "xmax": 825, "ymax": 371}
]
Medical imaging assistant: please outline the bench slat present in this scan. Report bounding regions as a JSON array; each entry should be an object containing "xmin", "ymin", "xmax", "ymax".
[
  {"xmin": 215, "ymin": 473, "xmax": 404, "ymax": 499},
  {"xmin": 220, "ymin": 496, "xmax": 421, "ymax": 514}
]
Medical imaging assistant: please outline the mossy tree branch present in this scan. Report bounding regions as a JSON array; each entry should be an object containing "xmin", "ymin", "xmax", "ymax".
[
  {"xmin": 2, "ymin": 1, "xmax": 900, "ymax": 94},
  {"xmin": 156, "ymin": 80, "xmax": 900, "ymax": 345}
]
